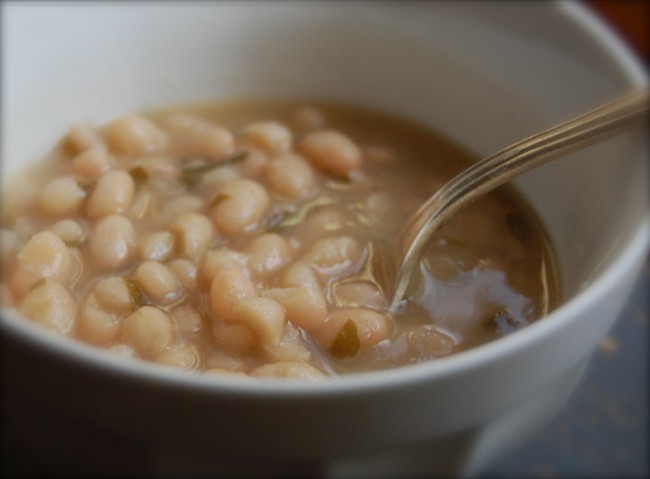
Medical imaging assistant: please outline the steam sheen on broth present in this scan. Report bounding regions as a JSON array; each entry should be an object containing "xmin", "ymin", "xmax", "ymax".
[{"xmin": 0, "ymin": 101, "xmax": 559, "ymax": 379}]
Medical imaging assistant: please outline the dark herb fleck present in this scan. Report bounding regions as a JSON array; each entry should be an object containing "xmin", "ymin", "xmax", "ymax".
[
  {"xmin": 125, "ymin": 278, "xmax": 145, "ymax": 309},
  {"xmin": 129, "ymin": 166, "xmax": 149, "ymax": 185},
  {"xmin": 330, "ymin": 319, "xmax": 360, "ymax": 359}
]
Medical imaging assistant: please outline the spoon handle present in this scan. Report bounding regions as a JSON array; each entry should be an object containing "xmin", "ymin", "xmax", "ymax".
[{"xmin": 390, "ymin": 88, "xmax": 649, "ymax": 311}]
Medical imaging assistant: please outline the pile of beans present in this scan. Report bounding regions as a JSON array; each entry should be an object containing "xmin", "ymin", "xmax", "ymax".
[{"xmin": 0, "ymin": 102, "xmax": 557, "ymax": 379}]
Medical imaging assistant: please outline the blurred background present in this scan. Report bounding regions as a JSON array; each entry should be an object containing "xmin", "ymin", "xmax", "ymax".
[{"xmin": 481, "ymin": 1, "xmax": 649, "ymax": 477}]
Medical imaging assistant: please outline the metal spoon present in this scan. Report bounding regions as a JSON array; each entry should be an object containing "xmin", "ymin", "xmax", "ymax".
[{"xmin": 387, "ymin": 88, "xmax": 649, "ymax": 311}]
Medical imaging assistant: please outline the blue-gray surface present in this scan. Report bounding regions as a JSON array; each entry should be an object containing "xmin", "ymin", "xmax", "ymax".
[{"xmin": 480, "ymin": 258, "xmax": 649, "ymax": 478}]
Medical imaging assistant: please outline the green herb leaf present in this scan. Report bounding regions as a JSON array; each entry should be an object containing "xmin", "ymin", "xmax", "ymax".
[{"xmin": 330, "ymin": 319, "xmax": 360, "ymax": 359}]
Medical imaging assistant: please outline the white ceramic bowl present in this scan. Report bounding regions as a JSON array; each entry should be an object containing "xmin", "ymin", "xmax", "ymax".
[{"xmin": 1, "ymin": 2, "xmax": 648, "ymax": 477}]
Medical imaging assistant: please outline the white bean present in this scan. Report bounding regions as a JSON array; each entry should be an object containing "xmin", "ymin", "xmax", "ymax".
[
  {"xmin": 292, "ymin": 106, "xmax": 325, "ymax": 131},
  {"xmin": 50, "ymin": 219, "xmax": 85, "ymax": 245},
  {"xmin": 245, "ymin": 233, "xmax": 291, "ymax": 279},
  {"xmin": 11, "ymin": 231, "xmax": 73, "ymax": 297},
  {"xmin": 262, "ymin": 287, "xmax": 327, "ymax": 331},
  {"xmin": 166, "ymin": 259, "xmax": 197, "ymax": 290},
  {"xmin": 301, "ymin": 236, "xmax": 361, "ymax": 275},
  {"xmin": 133, "ymin": 261, "xmax": 181, "ymax": 304},
  {"xmin": 71, "ymin": 148, "xmax": 112, "ymax": 180},
  {"xmin": 85, "ymin": 170, "xmax": 135, "ymax": 218},
  {"xmin": 38, "ymin": 176, "xmax": 87, "ymax": 217},
  {"xmin": 93, "ymin": 276, "xmax": 135, "ymax": 314},
  {"xmin": 19, "ymin": 280, "xmax": 76, "ymax": 335},
  {"xmin": 314, "ymin": 308, "xmax": 390, "ymax": 355},
  {"xmin": 209, "ymin": 268, "xmax": 256, "ymax": 321},
  {"xmin": 199, "ymin": 248, "xmax": 249, "ymax": 285},
  {"xmin": 122, "ymin": 306, "xmax": 173, "ymax": 358},
  {"xmin": 162, "ymin": 113, "xmax": 234, "ymax": 160},
  {"xmin": 211, "ymin": 320, "xmax": 257, "ymax": 355},
  {"xmin": 170, "ymin": 212, "xmax": 214, "ymax": 261},
  {"xmin": 265, "ymin": 153, "xmax": 315, "ymax": 200},
  {"xmin": 138, "ymin": 231, "xmax": 175, "ymax": 262},
  {"xmin": 300, "ymin": 130, "xmax": 362, "ymax": 176},
  {"xmin": 64, "ymin": 124, "xmax": 104, "ymax": 155},
  {"xmin": 243, "ymin": 121, "xmax": 292, "ymax": 154},
  {"xmin": 88, "ymin": 215, "xmax": 136, "ymax": 270},
  {"xmin": 231, "ymin": 297, "xmax": 286, "ymax": 347},
  {"xmin": 104, "ymin": 114, "xmax": 169, "ymax": 157},
  {"xmin": 210, "ymin": 179, "xmax": 269, "ymax": 235},
  {"xmin": 78, "ymin": 294, "xmax": 122, "ymax": 344}
]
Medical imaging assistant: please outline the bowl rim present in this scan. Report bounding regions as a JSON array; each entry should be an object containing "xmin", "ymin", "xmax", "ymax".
[{"xmin": 1, "ymin": 1, "xmax": 648, "ymax": 396}]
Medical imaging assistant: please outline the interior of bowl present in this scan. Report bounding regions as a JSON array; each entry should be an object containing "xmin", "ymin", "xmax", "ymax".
[{"xmin": 2, "ymin": 2, "xmax": 648, "ymax": 385}]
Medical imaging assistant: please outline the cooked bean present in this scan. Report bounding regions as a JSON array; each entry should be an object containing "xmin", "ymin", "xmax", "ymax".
[
  {"xmin": 209, "ymin": 268, "xmax": 256, "ymax": 321},
  {"xmin": 204, "ymin": 368, "xmax": 249, "ymax": 377},
  {"xmin": 302, "ymin": 236, "xmax": 362, "ymax": 274},
  {"xmin": 265, "ymin": 153, "xmax": 315, "ymax": 200},
  {"xmin": 122, "ymin": 306, "xmax": 174, "ymax": 358},
  {"xmin": 263, "ymin": 323, "xmax": 312, "ymax": 362},
  {"xmin": 314, "ymin": 308, "xmax": 390, "ymax": 352},
  {"xmin": 138, "ymin": 231, "xmax": 175, "ymax": 262},
  {"xmin": 127, "ymin": 187, "xmax": 155, "ymax": 221},
  {"xmin": 19, "ymin": 280, "xmax": 76, "ymax": 335},
  {"xmin": 71, "ymin": 148, "xmax": 112, "ymax": 180},
  {"xmin": 210, "ymin": 179, "xmax": 269, "ymax": 235},
  {"xmin": 334, "ymin": 280, "xmax": 387, "ymax": 310},
  {"xmin": 38, "ymin": 175, "xmax": 87, "ymax": 217},
  {"xmin": 201, "ymin": 165, "xmax": 241, "ymax": 189},
  {"xmin": 156, "ymin": 345, "xmax": 200, "ymax": 370},
  {"xmin": 170, "ymin": 212, "xmax": 214, "ymax": 261},
  {"xmin": 88, "ymin": 215, "xmax": 136, "ymax": 270},
  {"xmin": 243, "ymin": 121, "xmax": 292, "ymax": 154},
  {"xmin": 133, "ymin": 261, "xmax": 181, "ymax": 304},
  {"xmin": 282, "ymin": 261, "xmax": 320, "ymax": 289},
  {"xmin": 231, "ymin": 297, "xmax": 286, "ymax": 347},
  {"xmin": 211, "ymin": 320, "xmax": 257, "ymax": 355},
  {"xmin": 78, "ymin": 294, "xmax": 122, "ymax": 344},
  {"xmin": 250, "ymin": 362, "xmax": 326, "ymax": 380},
  {"xmin": 200, "ymin": 248, "xmax": 249, "ymax": 285},
  {"xmin": 85, "ymin": 170, "xmax": 135, "ymax": 218},
  {"xmin": 167, "ymin": 259, "xmax": 197, "ymax": 290},
  {"xmin": 11, "ymin": 231, "xmax": 73, "ymax": 297},
  {"xmin": 64, "ymin": 124, "xmax": 104, "ymax": 155},
  {"xmin": 236, "ymin": 147, "xmax": 269, "ymax": 177},
  {"xmin": 104, "ymin": 114, "xmax": 169, "ymax": 156},
  {"xmin": 262, "ymin": 286, "xmax": 327, "ymax": 331},
  {"xmin": 162, "ymin": 113, "xmax": 234, "ymax": 160},
  {"xmin": 299, "ymin": 130, "xmax": 362, "ymax": 176},
  {"xmin": 245, "ymin": 233, "xmax": 291, "ymax": 278},
  {"xmin": 50, "ymin": 219, "xmax": 85, "ymax": 245},
  {"xmin": 93, "ymin": 276, "xmax": 134, "ymax": 313}
]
